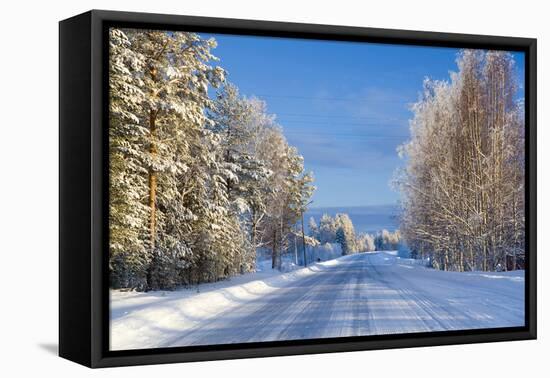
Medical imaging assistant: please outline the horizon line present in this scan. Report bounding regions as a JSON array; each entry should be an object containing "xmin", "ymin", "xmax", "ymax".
[{"xmin": 308, "ymin": 203, "xmax": 400, "ymax": 210}]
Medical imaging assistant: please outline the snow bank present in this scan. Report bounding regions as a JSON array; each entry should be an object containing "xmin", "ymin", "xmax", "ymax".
[{"xmin": 110, "ymin": 257, "xmax": 350, "ymax": 350}]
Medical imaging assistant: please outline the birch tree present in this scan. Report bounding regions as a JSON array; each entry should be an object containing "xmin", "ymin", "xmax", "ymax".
[{"xmin": 397, "ymin": 49, "xmax": 524, "ymax": 272}]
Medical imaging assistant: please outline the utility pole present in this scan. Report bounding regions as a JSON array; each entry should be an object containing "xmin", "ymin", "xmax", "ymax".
[
  {"xmin": 301, "ymin": 213, "xmax": 307, "ymax": 267},
  {"xmin": 301, "ymin": 200, "xmax": 313, "ymax": 267},
  {"xmin": 294, "ymin": 223, "xmax": 299, "ymax": 265}
]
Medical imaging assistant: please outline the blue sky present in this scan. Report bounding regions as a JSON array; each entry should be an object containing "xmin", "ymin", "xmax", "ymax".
[{"xmin": 203, "ymin": 33, "xmax": 525, "ymax": 208}]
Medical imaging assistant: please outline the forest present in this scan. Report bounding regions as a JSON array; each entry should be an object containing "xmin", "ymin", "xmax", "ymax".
[
  {"xmin": 109, "ymin": 28, "xmax": 314, "ymax": 290},
  {"xmin": 307, "ymin": 214, "xmax": 402, "ymax": 255},
  {"xmin": 396, "ymin": 50, "xmax": 525, "ymax": 272},
  {"xmin": 109, "ymin": 27, "xmax": 525, "ymax": 292}
]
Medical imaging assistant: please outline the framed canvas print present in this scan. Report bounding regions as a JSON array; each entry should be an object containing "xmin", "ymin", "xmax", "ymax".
[{"xmin": 59, "ymin": 10, "xmax": 537, "ymax": 368}]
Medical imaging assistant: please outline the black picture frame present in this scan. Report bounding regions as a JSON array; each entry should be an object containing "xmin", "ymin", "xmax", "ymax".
[{"xmin": 59, "ymin": 9, "xmax": 537, "ymax": 368}]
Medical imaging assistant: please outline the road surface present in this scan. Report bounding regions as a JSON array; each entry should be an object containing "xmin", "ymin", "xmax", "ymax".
[{"xmin": 160, "ymin": 252, "xmax": 524, "ymax": 347}]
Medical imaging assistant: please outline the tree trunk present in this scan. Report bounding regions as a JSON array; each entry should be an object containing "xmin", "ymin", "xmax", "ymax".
[
  {"xmin": 148, "ymin": 110, "xmax": 158, "ymax": 253},
  {"xmin": 279, "ymin": 214, "xmax": 284, "ymax": 270},
  {"xmin": 145, "ymin": 108, "xmax": 158, "ymax": 291},
  {"xmin": 294, "ymin": 223, "xmax": 298, "ymax": 265},
  {"xmin": 271, "ymin": 229, "xmax": 277, "ymax": 270}
]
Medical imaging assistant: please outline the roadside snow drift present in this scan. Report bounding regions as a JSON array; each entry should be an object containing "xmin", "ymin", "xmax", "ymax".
[{"xmin": 110, "ymin": 252, "xmax": 524, "ymax": 350}]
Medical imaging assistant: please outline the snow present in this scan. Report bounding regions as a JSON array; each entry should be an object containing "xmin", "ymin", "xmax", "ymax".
[
  {"xmin": 110, "ymin": 251, "xmax": 524, "ymax": 350},
  {"xmin": 110, "ymin": 258, "xmax": 340, "ymax": 350}
]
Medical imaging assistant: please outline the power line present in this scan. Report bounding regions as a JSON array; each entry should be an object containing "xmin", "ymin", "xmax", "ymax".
[
  {"xmin": 276, "ymin": 112, "xmax": 407, "ymax": 122},
  {"xmin": 284, "ymin": 131, "xmax": 409, "ymax": 139},
  {"xmin": 280, "ymin": 120, "xmax": 406, "ymax": 127},
  {"xmin": 253, "ymin": 93, "xmax": 412, "ymax": 103}
]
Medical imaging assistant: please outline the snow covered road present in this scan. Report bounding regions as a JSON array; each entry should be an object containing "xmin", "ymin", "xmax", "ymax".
[{"xmin": 110, "ymin": 252, "xmax": 524, "ymax": 350}]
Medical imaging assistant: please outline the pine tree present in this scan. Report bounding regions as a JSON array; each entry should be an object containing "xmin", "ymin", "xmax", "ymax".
[
  {"xmin": 108, "ymin": 28, "xmax": 149, "ymax": 289},
  {"xmin": 108, "ymin": 28, "xmax": 316, "ymax": 289},
  {"xmin": 334, "ymin": 214, "xmax": 357, "ymax": 255},
  {"xmin": 209, "ymin": 84, "xmax": 275, "ymax": 272}
]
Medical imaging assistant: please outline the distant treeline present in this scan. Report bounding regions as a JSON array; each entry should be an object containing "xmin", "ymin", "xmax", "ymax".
[{"xmin": 308, "ymin": 214, "xmax": 403, "ymax": 255}]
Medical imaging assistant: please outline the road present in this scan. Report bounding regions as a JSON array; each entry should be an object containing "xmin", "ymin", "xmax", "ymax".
[{"xmin": 164, "ymin": 252, "xmax": 524, "ymax": 347}]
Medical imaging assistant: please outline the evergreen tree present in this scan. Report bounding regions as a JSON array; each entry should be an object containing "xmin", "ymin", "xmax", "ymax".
[
  {"xmin": 334, "ymin": 214, "xmax": 357, "ymax": 255},
  {"xmin": 318, "ymin": 214, "xmax": 337, "ymax": 244},
  {"xmin": 108, "ymin": 28, "xmax": 316, "ymax": 289},
  {"xmin": 108, "ymin": 29, "xmax": 149, "ymax": 289}
]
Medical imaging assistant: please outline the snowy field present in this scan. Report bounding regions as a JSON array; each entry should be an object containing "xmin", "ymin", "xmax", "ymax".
[{"xmin": 110, "ymin": 252, "xmax": 524, "ymax": 350}]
